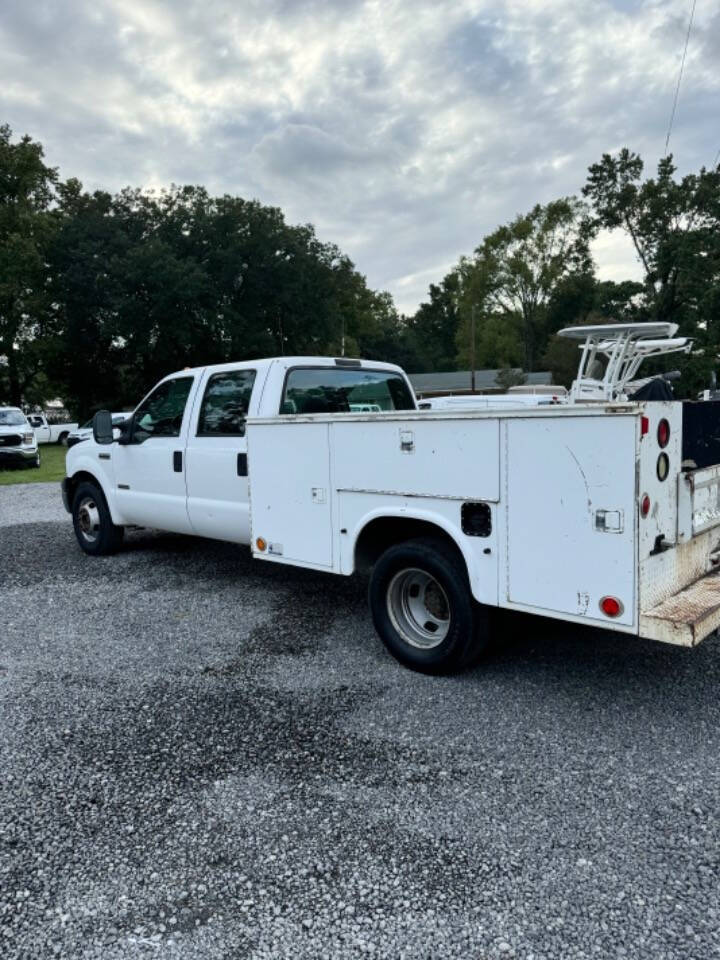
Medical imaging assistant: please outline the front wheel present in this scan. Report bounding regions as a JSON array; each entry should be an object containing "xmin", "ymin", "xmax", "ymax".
[
  {"xmin": 71, "ymin": 481, "xmax": 124, "ymax": 555},
  {"xmin": 58, "ymin": 432, "xmax": 69, "ymax": 446},
  {"xmin": 369, "ymin": 537, "xmax": 490, "ymax": 674}
]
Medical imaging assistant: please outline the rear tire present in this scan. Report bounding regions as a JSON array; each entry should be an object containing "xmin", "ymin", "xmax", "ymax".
[
  {"xmin": 369, "ymin": 536, "xmax": 490, "ymax": 674},
  {"xmin": 71, "ymin": 481, "xmax": 124, "ymax": 555}
]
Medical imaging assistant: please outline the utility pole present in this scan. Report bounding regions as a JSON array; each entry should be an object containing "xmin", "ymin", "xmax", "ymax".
[
  {"xmin": 470, "ymin": 305, "xmax": 476, "ymax": 393},
  {"xmin": 341, "ymin": 315, "xmax": 346, "ymax": 357}
]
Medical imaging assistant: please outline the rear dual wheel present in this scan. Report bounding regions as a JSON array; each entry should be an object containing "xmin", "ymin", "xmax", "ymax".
[{"xmin": 369, "ymin": 537, "xmax": 490, "ymax": 674}]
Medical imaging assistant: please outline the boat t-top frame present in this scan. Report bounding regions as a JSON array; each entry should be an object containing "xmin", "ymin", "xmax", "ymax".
[{"xmin": 558, "ymin": 322, "xmax": 693, "ymax": 402}]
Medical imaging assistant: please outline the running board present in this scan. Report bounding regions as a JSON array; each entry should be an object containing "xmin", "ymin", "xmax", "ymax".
[{"xmin": 641, "ymin": 568, "xmax": 720, "ymax": 647}]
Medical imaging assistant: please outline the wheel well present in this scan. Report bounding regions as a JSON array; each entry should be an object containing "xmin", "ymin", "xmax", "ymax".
[
  {"xmin": 67, "ymin": 470, "xmax": 102, "ymax": 504},
  {"xmin": 354, "ymin": 516, "xmax": 465, "ymax": 571}
]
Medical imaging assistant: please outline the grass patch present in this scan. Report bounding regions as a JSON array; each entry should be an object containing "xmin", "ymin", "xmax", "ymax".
[{"xmin": 0, "ymin": 443, "xmax": 67, "ymax": 486}]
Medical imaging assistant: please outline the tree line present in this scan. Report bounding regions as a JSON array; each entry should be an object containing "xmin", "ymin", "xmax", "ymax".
[
  {"xmin": 409, "ymin": 152, "xmax": 720, "ymax": 397},
  {"xmin": 1, "ymin": 123, "xmax": 719, "ymax": 416}
]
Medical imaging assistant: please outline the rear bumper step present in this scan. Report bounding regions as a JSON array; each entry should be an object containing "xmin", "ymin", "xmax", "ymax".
[{"xmin": 641, "ymin": 568, "xmax": 720, "ymax": 647}]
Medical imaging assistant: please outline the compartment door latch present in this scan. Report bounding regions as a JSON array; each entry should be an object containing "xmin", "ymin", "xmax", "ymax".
[
  {"xmin": 595, "ymin": 509, "xmax": 624, "ymax": 534},
  {"xmin": 399, "ymin": 429, "xmax": 414, "ymax": 453}
]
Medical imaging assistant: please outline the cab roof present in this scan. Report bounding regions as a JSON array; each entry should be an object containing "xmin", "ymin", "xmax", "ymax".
[{"xmin": 167, "ymin": 356, "xmax": 404, "ymax": 377}]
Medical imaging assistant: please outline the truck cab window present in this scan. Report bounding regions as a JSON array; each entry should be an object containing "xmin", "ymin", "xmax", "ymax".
[
  {"xmin": 197, "ymin": 370, "xmax": 256, "ymax": 437},
  {"xmin": 280, "ymin": 368, "xmax": 415, "ymax": 415},
  {"xmin": 133, "ymin": 377, "xmax": 194, "ymax": 441},
  {"xmin": 28, "ymin": 415, "xmax": 43, "ymax": 427}
]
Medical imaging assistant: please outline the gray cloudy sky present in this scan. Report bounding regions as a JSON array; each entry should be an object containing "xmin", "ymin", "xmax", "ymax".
[{"xmin": 2, "ymin": 0, "xmax": 718, "ymax": 313}]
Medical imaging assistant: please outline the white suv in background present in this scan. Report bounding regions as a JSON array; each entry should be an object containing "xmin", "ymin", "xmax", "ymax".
[{"xmin": 0, "ymin": 407, "xmax": 41, "ymax": 468}]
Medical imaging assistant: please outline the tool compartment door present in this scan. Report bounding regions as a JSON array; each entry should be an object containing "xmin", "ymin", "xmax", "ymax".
[
  {"xmin": 247, "ymin": 421, "xmax": 333, "ymax": 569},
  {"xmin": 504, "ymin": 415, "xmax": 637, "ymax": 628}
]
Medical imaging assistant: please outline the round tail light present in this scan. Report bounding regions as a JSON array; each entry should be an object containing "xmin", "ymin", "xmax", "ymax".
[
  {"xmin": 657, "ymin": 418, "xmax": 670, "ymax": 448},
  {"xmin": 641, "ymin": 494, "xmax": 651, "ymax": 518},
  {"xmin": 600, "ymin": 596, "xmax": 623, "ymax": 618}
]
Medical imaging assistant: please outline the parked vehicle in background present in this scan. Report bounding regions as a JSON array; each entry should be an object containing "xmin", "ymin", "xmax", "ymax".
[
  {"xmin": 27, "ymin": 412, "xmax": 78, "ymax": 445},
  {"xmin": 417, "ymin": 394, "xmax": 558, "ymax": 411},
  {"xmin": 61, "ymin": 329, "xmax": 720, "ymax": 674},
  {"xmin": 66, "ymin": 413, "xmax": 130, "ymax": 449},
  {"xmin": 0, "ymin": 407, "xmax": 40, "ymax": 468},
  {"xmin": 506, "ymin": 384, "xmax": 568, "ymax": 396},
  {"xmin": 417, "ymin": 385, "xmax": 567, "ymax": 411}
]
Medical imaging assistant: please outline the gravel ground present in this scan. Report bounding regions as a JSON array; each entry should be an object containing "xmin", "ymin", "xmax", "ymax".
[{"xmin": 1, "ymin": 482, "xmax": 720, "ymax": 959}]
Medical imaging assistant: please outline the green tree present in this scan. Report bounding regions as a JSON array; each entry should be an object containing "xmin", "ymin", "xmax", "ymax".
[
  {"xmin": 583, "ymin": 150, "xmax": 720, "ymax": 337},
  {"xmin": 456, "ymin": 310, "xmax": 525, "ymax": 371},
  {"xmin": 406, "ymin": 274, "xmax": 460, "ymax": 372},
  {"xmin": 455, "ymin": 198, "xmax": 592, "ymax": 371},
  {"xmin": 0, "ymin": 125, "xmax": 58, "ymax": 405},
  {"xmin": 46, "ymin": 181, "xmax": 131, "ymax": 417},
  {"xmin": 43, "ymin": 176, "xmax": 407, "ymax": 413}
]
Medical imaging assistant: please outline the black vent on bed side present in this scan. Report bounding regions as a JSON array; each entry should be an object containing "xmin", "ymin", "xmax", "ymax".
[{"xmin": 461, "ymin": 502, "xmax": 492, "ymax": 537}]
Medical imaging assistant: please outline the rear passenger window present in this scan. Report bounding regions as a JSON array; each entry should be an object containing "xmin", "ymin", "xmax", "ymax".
[
  {"xmin": 197, "ymin": 370, "xmax": 256, "ymax": 437},
  {"xmin": 280, "ymin": 368, "xmax": 415, "ymax": 414}
]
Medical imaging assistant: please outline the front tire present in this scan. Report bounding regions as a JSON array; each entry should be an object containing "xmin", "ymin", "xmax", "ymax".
[
  {"xmin": 369, "ymin": 537, "xmax": 490, "ymax": 674},
  {"xmin": 32, "ymin": 452, "xmax": 41, "ymax": 468},
  {"xmin": 71, "ymin": 481, "xmax": 124, "ymax": 555},
  {"xmin": 58, "ymin": 432, "xmax": 69, "ymax": 446}
]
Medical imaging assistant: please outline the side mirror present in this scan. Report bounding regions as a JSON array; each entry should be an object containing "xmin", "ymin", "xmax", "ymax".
[{"xmin": 92, "ymin": 410, "xmax": 114, "ymax": 445}]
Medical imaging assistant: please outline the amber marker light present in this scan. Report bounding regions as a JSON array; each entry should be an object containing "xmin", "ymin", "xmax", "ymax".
[{"xmin": 256, "ymin": 537, "xmax": 267, "ymax": 552}]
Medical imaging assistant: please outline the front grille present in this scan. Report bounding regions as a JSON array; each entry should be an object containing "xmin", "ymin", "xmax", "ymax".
[{"xmin": 0, "ymin": 434, "xmax": 22, "ymax": 447}]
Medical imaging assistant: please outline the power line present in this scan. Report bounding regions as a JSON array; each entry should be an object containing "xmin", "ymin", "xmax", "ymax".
[{"xmin": 664, "ymin": 0, "xmax": 698, "ymax": 156}]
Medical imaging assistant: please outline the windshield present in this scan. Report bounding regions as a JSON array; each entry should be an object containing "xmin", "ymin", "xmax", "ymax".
[{"xmin": 0, "ymin": 410, "xmax": 27, "ymax": 426}]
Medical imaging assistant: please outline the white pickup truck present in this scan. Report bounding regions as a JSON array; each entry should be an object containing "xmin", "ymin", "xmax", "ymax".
[
  {"xmin": 27, "ymin": 412, "xmax": 78, "ymax": 445},
  {"xmin": 0, "ymin": 407, "xmax": 41, "ymax": 468},
  {"xmin": 61, "ymin": 327, "xmax": 720, "ymax": 673}
]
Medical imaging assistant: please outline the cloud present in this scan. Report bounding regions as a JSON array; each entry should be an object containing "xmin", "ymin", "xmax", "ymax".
[{"xmin": 1, "ymin": 0, "xmax": 718, "ymax": 314}]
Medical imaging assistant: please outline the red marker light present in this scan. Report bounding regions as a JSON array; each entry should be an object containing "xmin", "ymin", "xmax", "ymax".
[
  {"xmin": 600, "ymin": 596, "xmax": 623, "ymax": 618},
  {"xmin": 641, "ymin": 494, "xmax": 651, "ymax": 518},
  {"xmin": 641, "ymin": 416, "xmax": 649, "ymax": 438},
  {"xmin": 657, "ymin": 419, "xmax": 670, "ymax": 448}
]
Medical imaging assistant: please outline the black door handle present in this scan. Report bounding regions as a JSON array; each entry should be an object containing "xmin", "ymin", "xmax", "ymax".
[
  {"xmin": 237, "ymin": 452, "xmax": 248, "ymax": 476},
  {"xmin": 173, "ymin": 451, "xmax": 182, "ymax": 472}
]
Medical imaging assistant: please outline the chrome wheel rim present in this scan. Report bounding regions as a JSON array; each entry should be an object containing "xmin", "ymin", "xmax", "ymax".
[
  {"xmin": 386, "ymin": 567, "xmax": 451, "ymax": 649},
  {"xmin": 77, "ymin": 497, "xmax": 101, "ymax": 543}
]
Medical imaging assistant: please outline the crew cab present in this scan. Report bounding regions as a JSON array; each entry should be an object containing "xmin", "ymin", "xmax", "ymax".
[
  {"xmin": 61, "ymin": 330, "xmax": 720, "ymax": 673},
  {"xmin": 27, "ymin": 412, "xmax": 78, "ymax": 445},
  {"xmin": 0, "ymin": 407, "xmax": 40, "ymax": 468}
]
